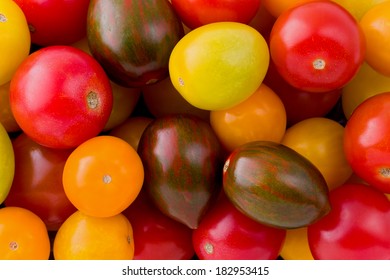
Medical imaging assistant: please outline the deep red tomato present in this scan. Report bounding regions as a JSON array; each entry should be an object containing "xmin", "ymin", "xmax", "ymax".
[
  {"xmin": 13, "ymin": 0, "xmax": 90, "ymax": 46},
  {"xmin": 193, "ymin": 192, "xmax": 286, "ymax": 260},
  {"xmin": 171, "ymin": 0, "xmax": 260, "ymax": 30},
  {"xmin": 308, "ymin": 183, "xmax": 390, "ymax": 259},
  {"xmin": 10, "ymin": 46, "xmax": 113, "ymax": 149},
  {"xmin": 344, "ymin": 91, "xmax": 390, "ymax": 193},
  {"xmin": 123, "ymin": 191, "xmax": 194, "ymax": 260},
  {"xmin": 269, "ymin": 1, "xmax": 365, "ymax": 92},
  {"xmin": 4, "ymin": 133, "xmax": 76, "ymax": 231}
]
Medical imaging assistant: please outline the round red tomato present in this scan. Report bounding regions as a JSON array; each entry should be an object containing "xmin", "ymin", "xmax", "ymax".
[
  {"xmin": 344, "ymin": 91, "xmax": 390, "ymax": 193},
  {"xmin": 269, "ymin": 1, "xmax": 365, "ymax": 92},
  {"xmin": 10, "ymin": 46, "xmax": 113, "ymax": 149},
  {"xmin": 308, "ymin": 183, "xmax": 390, "ymax": 259},
  {"xmin": 13, "ymin": 0, "xmax": 90, "ymax": 46},
  {"xmin": 171, "ymin": 0, "xmax": 260, "ymax": 30},
  {"xmin": 5, "ymin": 133, "xmax": 76, "ymax": 231}
]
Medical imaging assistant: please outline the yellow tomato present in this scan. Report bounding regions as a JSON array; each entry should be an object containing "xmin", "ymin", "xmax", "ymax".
[
  {"xmin": 169, "ymin": 22, "xmax": 269, "ymax": 111},
  {"xmin": 280, "ymin": 227, "xmax": 314, "ymax": 260},
  {"xmin": 281, "ymin": 117, "xmax": 352, "ymax": 190},
  {"xmin": 360, "ymin": 1, "xmax": 390, "ymax": 77},
  {"xmin": 0, "ymin": 122, "xmax": 14, "ymax": 204},
  {"xmin": 0, "ymin": 0, "xmax": 31, "ymax": 85},
  {"xmin": 210, "ymin": 83, "xmax": 286, "ymax": 152},
  {"xmin": 262, "ymin": 0, "xmax": 325, "ymax": 18},
  {"xmin": 342, "ymin": 62, "xmax": 390, "ymax": 119},
  {"xmin": 331, "ymin": 0, "xmax": 389, "ymax": 20},
  {"xmin": 0, "ymin": 82, "xmax": 20, "ymax": 132}
]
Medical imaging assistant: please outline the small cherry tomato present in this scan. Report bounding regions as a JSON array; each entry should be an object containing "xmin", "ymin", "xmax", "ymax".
[
  {"xmin": 262, "ymin": 0, "xmax": 325, "ymax": 18},
  {"xmin": 331, "ymin": 0, "xmax": 389, "ymax": 20},
  {"xmin": 0, "ymin": 122, "xmax": 14, "ymax": 205},
  {"xmin": 280, "ymin": 227, "xmax": 314, "ymax": 260}
]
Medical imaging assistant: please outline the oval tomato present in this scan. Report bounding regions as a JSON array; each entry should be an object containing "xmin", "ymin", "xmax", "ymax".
[
  {"xmin": 10, "ymin": 46, "xmax": 113, "ymax": 149},
  {"xmin": 269, "ymin": 1, "xmax": 365, "ymax": 92}
]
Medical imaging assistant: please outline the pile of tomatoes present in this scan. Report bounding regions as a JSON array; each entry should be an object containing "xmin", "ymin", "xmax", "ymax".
[{"xmin": 1, "ymin": 0, "xmax": 390, "ymax": 260}]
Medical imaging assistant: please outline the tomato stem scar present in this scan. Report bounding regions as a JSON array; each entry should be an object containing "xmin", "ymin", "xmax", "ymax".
[
  {"xmin": 28, "ymin": 24, "xmax": 36, "ymax": 33},
  {"xmin": 0, "ymin": 14, "xmax": 7, "ymax": 22},
  {"xmin": 178, "ymin": 77, "xmax": 184, "ymax": 86},
  {"xmin": 204, "ymin": 242, "xmax": 214, "ymax": 254},
  {"xmin": 9, "ymin": 241, "xmax": 18, "ymax": 251},
  {"xmin": 103, "ymin": 174, "xmax": 112, "ymax": 184},
  {"xmin": 313, "ymin": 58, "xmax": 326, "ymax": 70},
  {"xmin": 379, "ymin": 167, "xmax": 390, "ymax": 178},
  {"xmin": 87, "ymin": 91, "xmax": 99, "ymax": 109}
]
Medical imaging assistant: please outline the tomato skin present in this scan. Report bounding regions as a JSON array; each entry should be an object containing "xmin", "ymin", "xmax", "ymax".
[
  {"xmin": 344, "ymin": 92, "xmax": 390, "ymax": 193},
  {"xmin": 269, "ymin": 1, "xmax": 365, "ymax": 92},
  {"xmin": 13, "ymin": 0, "xmax": 90, "ymax": 46},
  {"xmin": 171, "ymin": 0, "xmax": 260, "ymax": 30},
  {"xmin": 193, "ymin": 192, "xmax": 286, "ymax": 260},
  {"xmin": 308, "ymin": 184, "xmax": 390, "ymax": 259},
  {"xmin": 10, "ymin": 46, "xmax": 113, "ymax": 149}
]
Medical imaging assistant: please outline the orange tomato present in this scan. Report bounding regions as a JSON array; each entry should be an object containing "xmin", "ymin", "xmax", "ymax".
[
  {"xmin": 0, "ymin": 81, "xmax": 20, "ymax": 132},
  {"xmin": 210, "ymin": 83, "xmax": 286, "ymax": 152},
  {"xmin": 53, "ymin": 210, "xmax": 134, "ymax": 260},
  {"xmin": 331, "ymin": 0, "xmax": 389, "ymax": 20},
  {"xmin": 262, "ymin": 0, "xmax": 327, "ymax": 18},
  {"xmin": 280, "ymin": 227, "xmax": 314, "ymax": 260},
  {"xmin": 0, "ymin": 206, "xmax": 50, "ymax": 260},
  {"xmin": 62, "ymin": 135, "xmax": 144, "ymax": 218}
]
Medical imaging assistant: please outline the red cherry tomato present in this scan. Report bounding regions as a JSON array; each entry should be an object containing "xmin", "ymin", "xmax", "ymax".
[
  {"xmin": 269, "ymin": 1, "xmax": 365, "ymax": 92},
  {"xmin": 308, "ymin": 183, "xmax": 390, "ymax": 259},
  {"xmin": 10, "ymin": 46, "xmax": 113, "ymax": 149},
  {"xmin": 193, "ymin": 192, "xmax": 286, "ymax": 260},
  {"xmin": 13, "ymin": 0, "xmax": 90, "ymax": 46},
  {"xmin": 5, "ymin": 133, "xmax": 76, "ymax": 231}
]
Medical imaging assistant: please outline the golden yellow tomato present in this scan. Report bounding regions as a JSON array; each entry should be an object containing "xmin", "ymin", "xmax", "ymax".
[
  {"xmin": 280, "ymin": 227, "xmax": 314, "ymax": 260},
  {"xmin": 0, "ymin": 122, "xmax": 14, "ymax": 204},
  {"xmin": 331, "ymin": 0, "xmax": 389, "ymax": 20}
]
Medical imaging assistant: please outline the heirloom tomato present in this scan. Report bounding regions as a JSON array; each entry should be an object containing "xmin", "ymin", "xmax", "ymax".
[
  {"xmin": 269, "ymin": 1, "xmax": 365, "ymax": 92},
  {"xmin": 344, "ymin": 92, "xmax": 390, "ymax": 193},
  {"xmin": 171, "ymin": 0, "xmax": 260, "ymax": 30},
  {"xmin": 0, "ymin": 206, "xmax": 50, "ymax": 260},
  {"xmin": 13, "ymin": 0, "xmax": 90, "ymax": 46},
  {"xmin": 0, "ymin": 0, "xmax": 30, "ymax": 86},
  {"xmin": 10, "ymin": 46, "xmax": 113, "ymax": 149},
  {"xmin": 0, "ymin": 122, "xmax": 14, "ymax": 205}
]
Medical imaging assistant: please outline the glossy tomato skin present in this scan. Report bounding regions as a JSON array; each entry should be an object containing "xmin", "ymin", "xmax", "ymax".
[
  {"xmin": 171, "ymin": 0, "xmax": 260, "ymax": 30},
  {"xmin": 344, "ymin": 92, "xmax": 390, "ymax": 193},
  {"xmin": 5, "ymin": 133, "xmax": 76, "ymax": 231},
  {"xmin": 10, "ymin": 46, "xmax": 113, "ymax": 149},
  {"xmin": 308, "ymin": 184, "xmax": 390, "ymax": 259},
  {"xmin": 13, "ymin": 0, "xmax": 90, "ymax": 46},
  {"xmin": 123, "ymin": 191, "xmax": 194, "ymax": 260},
  {"xmin": 193, "ymin": 192, "xmax": 286, "ymax": 260},
  {"xmin": 269, "ymin": 1, "xmax": 365, "ymax": 92}
]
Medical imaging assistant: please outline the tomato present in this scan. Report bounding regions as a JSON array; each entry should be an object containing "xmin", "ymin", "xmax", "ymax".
[
  {"xmin": 193, "ymin": 192, "xmax": 286, "ymax": 260},
  {"xmin": 0, "ymin": 82, "xmax": 20, "ymax": 132},
  {"xmin": 0, "ymin": 121, "xmax": 14, "ymax": 205},
  {"xmin": 360, "ymin": 1, "xmax": 390, "ymax": 77},
  {"xmin": 269, "ymin": 1, "xmax": 365, "ymax": 92},
  {"xmin": 53, "ymin": 210, "xmax": 134, "ymax": 260},
  {"xmin": 280, "ymin": 227, "xmax": 314, "ymax": 260},
  {"xmin": 62, "ymin": 136, "xmax": 144, "ymax": 218},
  {"xmin": 308, "ymin": 183, "xmax": 390, "ymax": 259},
  {"xmin": 210, "ymin": 83, "xmax": 287, "ymax": 152},
  {"xmin": 10, "ymin": 46, "xmax": 113, "ymax": 149},
  {"xmin": 0, "ymin": 206, "xmax": 50, "ymax": 260},
  {"xmin": 331, "ymin": 0, "xmax": 389, "ymax": 20},
  {"xmin": 0, "ymin": 0, "xmax": 30, "ymax": 86},
  {"xmin": 169, "ymin": 22, "xmax": 269, "ymax": 110},
  {"xmin": 171, "ymin": 0, "xmax": 260, "ymax": 30},
  {"xmin": 123, "ymin": 191, "xmax": 194, "ymax": 260},
  {"xmin": 5, "ymin": 133, "xmax": 76, "ymax": 231},
  {"xmin": 262, "ymin": 0, "xmax": 328, "ymax": 18},
  {"xmin": 344, "ymin": 92, "xmax": 390, "ymax": 193},
  {"xmin": 13, "ymin": 0, "xmax": 90, "ymax": 46},
  {"xmin": 282, "ymin": 117, "xmax": 352, "ymax": 190},
  {"xmin": 342, "ymin": 62, "xmax": 390, "ymax": 119}
]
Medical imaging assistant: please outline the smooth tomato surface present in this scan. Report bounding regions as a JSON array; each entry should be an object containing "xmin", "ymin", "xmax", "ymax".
[{"xmin": 0, "ymin": 122, "xmax": 14, "ymax": 205}]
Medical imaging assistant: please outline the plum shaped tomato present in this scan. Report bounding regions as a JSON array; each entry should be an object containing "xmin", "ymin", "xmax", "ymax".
[
  {"xmin": 10, "ymin": 46, "xmax": 113, "ymax": 149},
  {"xmin": 269, "ymin": 1, "xmax": 365, "ymax": 92}
]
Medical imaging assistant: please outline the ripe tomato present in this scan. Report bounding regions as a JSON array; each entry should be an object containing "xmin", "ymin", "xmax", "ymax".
[
  {"xmin": 344, "ymin": 92, "xmax": 390, "ymax": 193},
  {"xmin": 171, "ymin": 0, "xmax": 260, "ymax": 30},
  {"xmin": 210, "ymin": 83, "xmax": 287, "ymax": 152},
  {"xmin": 5, "ymin": 133, "xmax": 76, "ymax": 231},
  {"xmin": 269, "ymin": 1, "xmax": 365, "ymax": 92},
  {"xmin": 169, "ymin": 22, "xmax": 269, "ymax": 110},
  {"xmin": 0, "ymin": 82, "xmax": 20, "ymax": 132},
  {"xmin": 0, "ymin": 0, "xmax": 30, "ymax": 86},
  {"xmin": 308, "ymin": 184, "xmax": 390, "ymax": 259},
  {"xmin": 10, "ymin": 46, "xmax": 113, "ymax": 149},
  {"xmin": 53, "ymin": 210, "xmax": 134, "ymax": 260},
  {"xmin": 0, "ymin": 122, "xmax": 14, "ymax": 205},
  {"xmin": 280, "ymin": 227, "xmax": 314, "ymax": 260},
  {"xmin": 262, "ymin": 0, "xmax": 327, "ymax": 18},
  {"xmin": 282, "ymin": 117, "xmax": 352, "ymax": 190},
  {"xmin": 62, "ymin": 136, "xmax": 144, "ymax": 218},
  {"xmin": 0, "ymin": 206, "xmax": 50, "ymax": 260},
  {"xmin": 193, "ymin": 192, "xmax": 286, "ymax": 260},
  {"xmin": 331, "ymin": 0, "xmax": 389, "ymax": 20},
  {"xmin": 359, "ymin": 1, "xmax": 390, "ymax": 77},
  {"xmin": 13, "ymin": 0, "xmax": 90, "ymax": 46}
]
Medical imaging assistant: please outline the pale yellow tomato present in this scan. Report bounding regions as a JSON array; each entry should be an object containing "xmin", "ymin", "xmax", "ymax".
[
  {"xmin": 280, "ymin": 227, "xmax": 314, "ymax": 260},
  {"xmin": 281, "ymin": 117, "xmax": 352, "ymax": 190},
  {"xmin": 331, "ymin": 0, "xmax": 389, "ymax": 20},
  {"xmin": 0, "ymin": 122, "xmax": 14, "ymax": 204},
  {"xmin": 169, "ymin": 22, "xmax": 269, "ymax": 111},
  {"xmin": 0, "ymin": 0, "xmax": 31, "ymax": 85}
]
